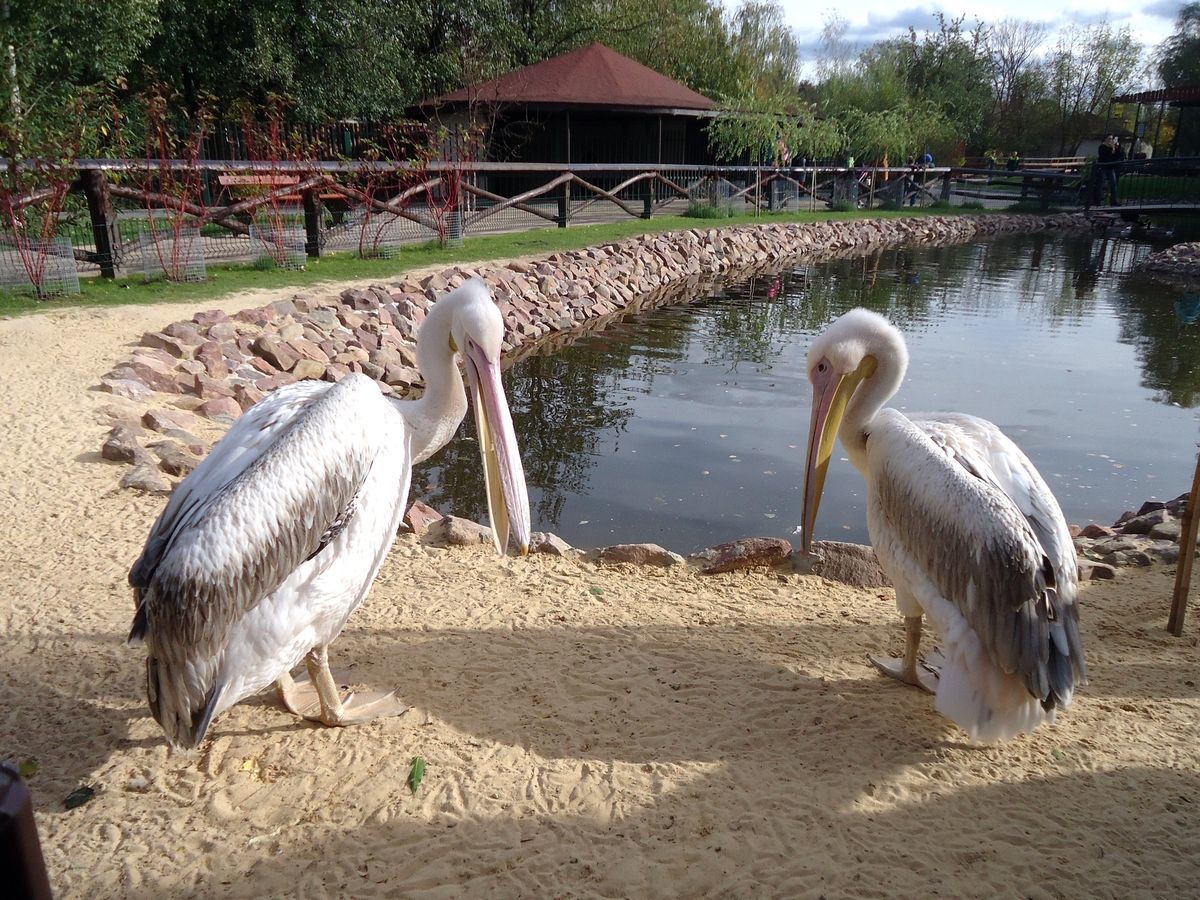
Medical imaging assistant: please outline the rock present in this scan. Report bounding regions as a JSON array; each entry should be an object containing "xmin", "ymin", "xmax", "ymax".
[
  {"xmin": 140, "ymin": 331, "xmax": 191, "ymax": 358},
  {"xmin": 121, "ymin": 464, "xmax": 172, "ymax": 495},
  {"xmin": 425, "ymin": 515, "xmax": 493, "ymax": 546},
  {"xmin": 1166, "ymin": 493, "xmax": 1189, "ymax": 516},
  {"xmin": 292, "ymin": 359, "xmax": 327, "ymax": 381},
  {"xmin": 403, "ymin": 500, "xmax": 443, "ymax": 535},
  {"xmin": 233, "ymin": 383, "xmax": 266, "ymax": 411},
  {"xmin": 198, "ymin": 396, "xmax": 242, "ymax": 423},
  {"xmin": 1149, "ymin": 520, "xmax": 1182, "ymax": 542},
  {"xmin": 196, "ymin": 341, "xmax": 230, "ymax": 379},
  {"xmin": 692, "ymin": 536, "xmax": 792, "ymax": 574},
  {"xmin": 384, "ymin": 363, "xmax": 422, "ymax": 387},
  {"xmin": 162, "ymin": 321, "xmax": 205, "ymax": 346},
  {"xmin": 598, "ymin": 543, "xmax": 683, "ymax": 567},
  {"xmin": 153, "ymin": 441, "xmax": 202, "ymax": 477},
  {"xmin": 193, "ymin": 309, "xmax": 230, "ymax": 327},
  {"xmin": 142, "ymin": 407, "xmax": 197, "ymax": 433},
  {"xmin": 1137, "ymin": 500, "xmax": 1167, "ymax": 516},
  {"xmin": 530, "ymin": 531, "xmax": 572, "ymax": 555},
  {"xmin": 1079, "ymin": 523, "xmax": 1116, "ymax": 539},
  {"xmin": 793, "ymin": 541, "xmax": 891, "ymax": 588},
  {"xmin": 100, "ymin": 377, "xmax": 153, "ymax": 401},
  {"xmin": 1112, "ymin": 510, "xmax": 1137, "ymax": 527},
  {"xmin": 1120, "ymin": 509, "xmax": 1170, "ymax": 535},
  {"xmin": 162, "ymin": 428, "xmax": 208, "ymax": 456},
  {"xmin": 193, "ymin": 372, "xmax": 234, "ymax": 399},
  {"xmin": 109, "ymin": 362, "xmax": 182, "ymax": 394},
  {"xmin": 1078, "ymin": 560, "xmax": 1117, "ymax": 581},
  {"xmin": 253, "ymin": 335, "xmax": 299, "ymax": 372},
  {"xmin": 101, "ymin": 424, "xmax": 147, "ymax": 464}
]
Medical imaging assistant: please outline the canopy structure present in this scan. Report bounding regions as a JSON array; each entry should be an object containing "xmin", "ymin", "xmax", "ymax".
[
  {"xmin": 420, "ymin": 43, "xmax": 717, "ymax": 165},
  {"xmin": 1110, "ymin": 86, "xmax": 1200, "ymax": 158}
]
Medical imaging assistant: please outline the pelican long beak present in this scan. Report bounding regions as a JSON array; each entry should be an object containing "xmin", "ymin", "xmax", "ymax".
[
  {"xmin": 801, "ymin": 363, "xmax": 864, "ymax": 554},
  {"xmin": 464, "ymin": 343, "xmax": 531, "ymax": 555}
]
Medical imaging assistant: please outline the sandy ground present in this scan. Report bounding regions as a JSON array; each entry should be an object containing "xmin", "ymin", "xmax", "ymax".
[{"xmin": 2, "ymin": 284, "xmax": 1199, "ymax": 899}]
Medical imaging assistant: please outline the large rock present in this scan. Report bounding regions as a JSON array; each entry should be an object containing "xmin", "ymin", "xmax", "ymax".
[
  {"xmin": 425, "ymin": 515, "xmax": 493, "ymax": 546},
  {"xmin": 100, "ymin": 377, "xmax": 153, "ymax": 401},
  {"xmin": 120, "ymin": 464, "xmax": 172, "ymax": 495},
  {"xmin": 1120, "ymin": 509, "xmax": 1171, "ymax": 535},
  {"xmin": 101, "ymin": 424, "xmax": 148, "ymax": 464},
  {"xmin": 153, "ymin": 441, "xmax": 203, "ymax": 477},
  {"xmin": 142, "ymin": 407, "xmax": 198, "ymax": 433},
  {"xmin": 403, "ymin": 500, "xmax": 443, "ymax": 535},
  {"xmin": 253, "ymin": 335, "xmax": 299, "ymax": 372},
  {"xmin": 198, "ymin": 396, "xmax": 242, "ymax": 423},
  {"xmin": 691, "ymin": 536, "xmax": 792, "ymax": 574},
  {"xmin": 794, "ymin": 541, "xmax": 891, "ymax": 589},
  {"xmin": 598, "ymin": 543, "xmax": 683, "ymax": 567},
  {"xmin": 530, "ymin": 531, "xmax": 573, "ymax": 556},
  {"xmin": 1078, "ymin": 560, "xmax": 1117, "ymax": 581}
]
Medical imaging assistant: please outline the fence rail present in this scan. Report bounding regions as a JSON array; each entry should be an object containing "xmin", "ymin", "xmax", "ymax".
[{"xmin": 2, "ymin": 158, "xmax": 1197, "ymax": 296}]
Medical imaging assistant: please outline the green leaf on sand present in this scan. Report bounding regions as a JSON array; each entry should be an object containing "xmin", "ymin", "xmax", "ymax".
[
  {"xmin": 407, "ymin": 757, "xmax": 426, "ymax": 795},
  {"xmin": 18, "ymin": 758, "xmax": 38, "ymax": 779},
  {"xmin": 589, "ymin": 586, "xmax": 604, "ymax": 597}
]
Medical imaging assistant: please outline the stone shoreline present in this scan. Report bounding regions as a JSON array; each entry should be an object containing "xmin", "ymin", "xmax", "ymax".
[
  {"xmin": 1138, "ymin": 241, "xmax": 1200, "ymax": 283},
  {"xmin": 95, "ymin": 208, "xmax": 1193, "ymax": 581}
]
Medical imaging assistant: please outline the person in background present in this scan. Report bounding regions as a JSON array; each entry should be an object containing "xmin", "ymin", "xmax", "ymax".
[
  {"xmin": 921, "ymin": 150, "xmax": 934, "ymax": 167},
  {"xmin": 1006, "ymin": 151, "xmax": 1021, "ymax": 171},
  {"xmin": 1133, "ymin": 137, "xmax": 1153, "ymax": 160},
  {"xmin": 1095, "ymin": 135, "xmax": 1121, "ymax": 206}
]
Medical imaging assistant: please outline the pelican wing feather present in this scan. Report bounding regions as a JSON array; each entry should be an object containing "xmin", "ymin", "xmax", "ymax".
[{"xmin": 871, "ymin": 409, "xmax": 1085, "ymax": 710}]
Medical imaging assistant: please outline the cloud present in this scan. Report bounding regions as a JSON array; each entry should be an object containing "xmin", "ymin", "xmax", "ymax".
[{"xmin": 1143, "ymin": 0, "xmax": 1184, "ymax": 20}]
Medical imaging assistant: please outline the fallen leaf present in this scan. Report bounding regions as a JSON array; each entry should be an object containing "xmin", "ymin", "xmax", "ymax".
[
  {"xmin": 407, "ymin": 757, "xmax": 426, "ymax": 795},
  {"xmin": 18, "ymin": 758, "xmax": 38, "ymax": 779}
]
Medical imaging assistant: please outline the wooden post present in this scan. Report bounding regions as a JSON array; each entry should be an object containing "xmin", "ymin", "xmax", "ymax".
[
  {"xmin": 79, "ymin": 168, "xmax": 118, "ymax": 278},
  {"xmin": 557, "ymin": 178, "xmax": 570, "ymax": 228},
  {"xmin": 641, "ymin": 176, "xmax": 652, "ymax": 219},
  {"xmin": 301, "ymin": 187, "xmax": 322, "ymax": 258},
  {"xmin": 940, "ymin": 171, "xmax": 952, "ymax": 201},
  {"xmin": 1168, "ymin": 447, "xmax": 1200, "ymax": 635}
]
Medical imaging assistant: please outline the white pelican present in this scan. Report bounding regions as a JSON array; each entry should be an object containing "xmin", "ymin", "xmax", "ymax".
[
  {"xmin": 801, "ymin": 308, "xmax": 1086, "ymax": 742},
  {"xmin": 128, "ymin": 278, "xmax": 530, "ymax": 749}
]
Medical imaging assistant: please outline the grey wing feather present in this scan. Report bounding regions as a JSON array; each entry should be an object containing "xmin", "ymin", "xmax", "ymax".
[
  {"xmin": 130, "ymin": 379, "xmax": 333, "ymax": 596},
  {"xmin": 876, "ymin": 411, "xmax": 1086, "ymax": 709}
]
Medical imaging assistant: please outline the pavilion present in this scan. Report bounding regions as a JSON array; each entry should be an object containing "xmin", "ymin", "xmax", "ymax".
[
  {"xmin": 1110, "ymin": 87, "xmax": 1200, "ymax": 158},
  {"xmin": 419, "ymin": 43, "xmax": 718, "ymax": 166}
]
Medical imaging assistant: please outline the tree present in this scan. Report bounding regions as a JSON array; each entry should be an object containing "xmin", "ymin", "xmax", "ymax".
[
  {"xmin": 1045, "ymin": 23, "xmax": 1142, "ymax": 155},
  {"xmin": 1157, "ymin": 3, "xmax": 1200, "ymax": 88},
  {"xmin": 707, "ymin": 89, "xmax": 842, "ymax": 166},
  {"xmin": 986, "ymin": 20, "xmax": 1049, "ymax": 152},
  {"xmin": 0, "ymin": 0, "xmax": 157, "ymax": 153}
]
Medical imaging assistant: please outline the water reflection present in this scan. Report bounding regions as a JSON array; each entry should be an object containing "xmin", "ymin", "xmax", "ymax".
[{"xmin": 414, "ymin": 232, "xmax": 1200, "ymax": 550}]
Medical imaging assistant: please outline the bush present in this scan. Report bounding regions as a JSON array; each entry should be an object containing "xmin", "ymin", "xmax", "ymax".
[
  {"xmin": 960, "ymin": 200, "xmax": 985, "ymax": 210},
  {"xmin": 828, "ymin": 200, "xmax": 855, "ymax": 212},
  {"xmin": 929, "ymin": 199, "xmax": 952, "ymax": 209},
  {"xmin": 685, "ymin": 200, "xmax": 735, "ymax": 219}
]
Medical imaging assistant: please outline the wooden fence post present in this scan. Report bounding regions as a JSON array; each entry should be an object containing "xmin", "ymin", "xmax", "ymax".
[
  {"xmin": 642, "ymin": 176, "xmax": 652, "ymax": 219},
  {"xmin": 1168, "ymin": 447, "xmax": 1200, "ymax": 635},
  {"xmin": 79, "ymin": 168, "xmax": 119, "ymax": 279},
  {"xmin": 302, "ymin": 187, "xmax": 322, "ymax": 258},
  {"xmin": 940, "ymin": 171, "xmax": 952, "ymax": 202},
  {"xmin": 557, "ymin": 178, "xmax": 570, "ymax": 228}
]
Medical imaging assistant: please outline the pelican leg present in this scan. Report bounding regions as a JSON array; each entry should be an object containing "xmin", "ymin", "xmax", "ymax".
[
  {"xmin": 868, "ymin": 615, "xmax": 940, "ymax": 694},
  {"xmin": 274, "ymin": 667, "xmax": 354, "ymax": 718},
  {"xmin": 302, "ymin": 646, "xmax": 408, "ymax": 727}
]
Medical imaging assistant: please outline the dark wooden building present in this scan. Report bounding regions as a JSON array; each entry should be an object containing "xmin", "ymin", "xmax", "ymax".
[{"xmin": 420, "ymin": 43, "xmax": 717, "ymax": 166}]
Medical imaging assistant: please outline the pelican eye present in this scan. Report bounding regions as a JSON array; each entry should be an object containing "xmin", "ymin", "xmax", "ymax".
[{"xmin": 816, "ymin": 361, "xmax": 828, "ymax": 374}]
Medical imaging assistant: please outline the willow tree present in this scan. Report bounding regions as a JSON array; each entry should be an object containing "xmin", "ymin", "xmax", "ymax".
[{"xmin": 707, "ymin": 90, "xmax": 843, "ymax": 166}]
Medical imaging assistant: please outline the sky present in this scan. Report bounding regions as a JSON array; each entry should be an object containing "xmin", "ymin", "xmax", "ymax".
[{"xmin": 732, "ymin": 1, "xmax": 1186, "ymax": 74}]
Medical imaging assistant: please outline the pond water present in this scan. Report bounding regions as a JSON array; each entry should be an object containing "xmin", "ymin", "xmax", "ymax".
[{"xmin": 414, "ymin": 230, "xmax": 1200, "ymax": 553}]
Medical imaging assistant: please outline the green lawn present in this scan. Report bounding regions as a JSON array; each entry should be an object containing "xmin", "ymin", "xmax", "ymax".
[{"xmin": 1, "ymin": 207, "xmax": 980, "ymax": 317}]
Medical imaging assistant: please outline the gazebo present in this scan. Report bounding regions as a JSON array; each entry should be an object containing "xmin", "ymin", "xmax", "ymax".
[
  {"xmin": 1111, "ymin": 87, "xmax": 1200, "ymax": 158},
  {"xmin": 419, "ymin": 43, "xmax": 718, "ymax": 166}
]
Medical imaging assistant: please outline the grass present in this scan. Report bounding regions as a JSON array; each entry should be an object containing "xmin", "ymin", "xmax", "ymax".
[{"xmin": 1, "ymin": 206, "xmax": 995, "ymax": 317}]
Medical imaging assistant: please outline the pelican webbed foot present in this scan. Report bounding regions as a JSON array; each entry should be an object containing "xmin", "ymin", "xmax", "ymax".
[
  {"xmin": 276, "ymin": 649, "xmax": 409, "ymax": 726},
  {"xmin": 868, "ymin": 653, "xmax": 940, "ymax": 694},
  {"xmin": 868, "ymin": 614, "xmax": 940, "ymax": 694}
]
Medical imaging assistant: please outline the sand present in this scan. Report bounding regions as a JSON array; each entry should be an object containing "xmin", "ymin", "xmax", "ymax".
[{"xmin": 1, "ymin": 284, "xmax": 1199, "ymax": 899}]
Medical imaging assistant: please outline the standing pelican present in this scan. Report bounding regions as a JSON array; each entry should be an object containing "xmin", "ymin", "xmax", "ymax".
[
  {"xmin": 801, "ymin": 308, "xmax": 1086, "ymax": 742},
  {"xmin": 128, "ymin": 278, "xmax": 530, "ymax": 749}
]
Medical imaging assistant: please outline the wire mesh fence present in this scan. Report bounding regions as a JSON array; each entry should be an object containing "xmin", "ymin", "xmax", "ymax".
[
  {"xmin": 138, "ymin": 222, "xmax": 208, "ymax": 282},
  {"xmin": 0, "ymin": 237, "xmax": 81, "ymax": 297}
]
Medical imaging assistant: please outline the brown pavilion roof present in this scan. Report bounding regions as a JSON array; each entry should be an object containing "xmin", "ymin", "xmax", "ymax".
[
  {"xmin": 1112, "ymin": 86, "xmax": 1200, "ymax": 106},
  {"xmin": 421, "ymin": 43, "xmax": 716, "ymax": 113}
]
